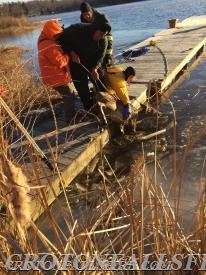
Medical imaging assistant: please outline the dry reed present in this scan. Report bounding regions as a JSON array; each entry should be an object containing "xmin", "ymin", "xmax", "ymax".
[
  {"xmin": 0, "ymin": 138, "xmax": 205, "ymax": 274},
  {"xmin": 0, "ymin": 16, "xmax": 43, "ymax": 36},
  {"xmin": 1, "ymin": 157, "xmax": 31, "ymax": 227}
]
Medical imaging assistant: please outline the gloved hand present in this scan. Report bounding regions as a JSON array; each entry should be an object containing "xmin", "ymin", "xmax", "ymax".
[
  {"xmin": 91, "ymin": 67, "xmax": 99, "ymax": 81},
  {"xmin": 123, "ymin": 104, "xmax": 132, "ymax": 120}
]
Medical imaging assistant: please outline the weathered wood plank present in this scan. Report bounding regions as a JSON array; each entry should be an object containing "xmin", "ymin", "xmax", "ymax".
[
  {"xmin": 123, "ymin": 16, "xmax": 206, "ymax": 100},
  {"xmin": 10, "ymin": 121, "xmax": 97, "ymax": 149},
  {"xmin": 30, "ymin": 129, "xmax": 109, "ymax": 222},
  {"xmin": 162, "ymin": 37, "xmax": 206, "ymax": 89}
]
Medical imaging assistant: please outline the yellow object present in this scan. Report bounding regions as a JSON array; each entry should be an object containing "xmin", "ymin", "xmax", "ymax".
[
  {"xmin": 106, "ymin": 34, "xmax": 113, "ymax": 41},
  {"xmin": 106, "ymin": 49, "xmax": 113, "ymax": 55},
  {"xmin": 106, "ymin": 66, "xmax": 130, "ymax": 105},
  {"xmin": 149, "ymin": 40, "xmax": 157, "ymax": 46}
]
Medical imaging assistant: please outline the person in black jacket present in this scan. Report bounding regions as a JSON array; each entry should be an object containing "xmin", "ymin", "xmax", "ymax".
[
  {"xmin": 57, "ymin": 15, "xmax": 111, "ymax": 111},
  {"xmin": 80, "ymin": 2, "xmax": 113, "ymax": 68}
]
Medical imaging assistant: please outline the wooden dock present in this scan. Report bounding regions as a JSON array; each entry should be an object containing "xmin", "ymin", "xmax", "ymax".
[
  {"xmin": 120, "ymin": 15, "xmax": 206, "ymax": 109},
  {"xmin": 12, "ymin": 15, "xmax": 206, "ymax": 224},
  {"xmin": 12, "ymin": 121, "xmax": 109, "ymax": 223}
]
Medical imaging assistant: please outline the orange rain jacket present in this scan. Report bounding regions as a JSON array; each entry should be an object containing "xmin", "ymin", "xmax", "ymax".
[{"xmin": 38, "ymin": 19, "xmax": 71, "ymax": 88}]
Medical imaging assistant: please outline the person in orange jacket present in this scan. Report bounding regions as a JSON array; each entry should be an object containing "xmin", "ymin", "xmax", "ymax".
[{"xmin": 38, "ymin": 19, "xmax": 75, "ymax": 123}]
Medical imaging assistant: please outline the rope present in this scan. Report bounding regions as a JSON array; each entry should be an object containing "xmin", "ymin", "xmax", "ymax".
[
  {"xmin": 80, "ymin": 63, "xmax": 108, "ymax": 91},
  {"xmin": 117, "ymin": 41, "xmax": 168, "ymax": 77},
  {"xmin": 149, "ymin": 40, "xmax": 168, "ymax": 77}
]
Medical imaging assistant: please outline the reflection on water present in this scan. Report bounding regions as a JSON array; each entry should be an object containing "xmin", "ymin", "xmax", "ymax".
[
  {"xmin": 0, "ymin": 29, "xmax": 41, "ymax": 72},
  {"xmin": 0, "ymin": 29, "xmax": 39, "ymax": 49},
  {"xmin": 157, "ymin": 58, "xmax": 206, "ymax": 231}
]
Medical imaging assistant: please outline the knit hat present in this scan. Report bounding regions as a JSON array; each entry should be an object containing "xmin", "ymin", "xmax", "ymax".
[
  {"xmin": 92, "ymin": 14, "xmax": 111, "ymax": 33},
  {"xmin": 124, "ymin": 66, "xmax": 136, "ymax": 81},
  {"xmin": 125, "ymin": 66, "xmax": 136, "ymax": 76},
  {"xmin": 80, "ymin": 2, "xmax": 92, "ymax": 13}
]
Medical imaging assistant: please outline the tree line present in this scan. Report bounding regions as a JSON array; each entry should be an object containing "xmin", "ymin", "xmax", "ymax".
[{"xmin": 0, "ymin": 0, "xmax": 145, "ymax": 18}]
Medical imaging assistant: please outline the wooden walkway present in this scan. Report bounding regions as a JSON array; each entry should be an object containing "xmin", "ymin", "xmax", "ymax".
[
  {"xmin": 13, "ymin": 15, "xmax": 206, "ymax": 223},
  {"xmin": 12, "ymin": 121, "xmax": 109, "ymax": 223},
  {"xmin": 120, "ymin": 15, "xmax": 206, "ymax": 108}
]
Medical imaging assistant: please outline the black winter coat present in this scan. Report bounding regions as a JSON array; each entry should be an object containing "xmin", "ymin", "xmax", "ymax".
[
  {"xmin": 57, "ymin": 23, "xmax": 107, "ymax": 69},
  {"xmin": 80, "ymin": 9, "xmax": 113, "ymax": 58}
]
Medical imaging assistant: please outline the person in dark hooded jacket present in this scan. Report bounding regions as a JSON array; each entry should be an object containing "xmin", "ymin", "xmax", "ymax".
[
  {"xmin": 57, "ymin": 15, "xmax": 111, "ymax": 111},
  {"xmin": 80, "ymin": 2, "xmax": 113, "ymax": 67}
]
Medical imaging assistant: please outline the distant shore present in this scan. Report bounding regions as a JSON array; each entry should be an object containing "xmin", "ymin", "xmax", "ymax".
[
  {"xmin": 0, "ymin": 0, "xmax": 148, "ymax": 19},
  {"xmin": 0, "ymin": 16, "xmax": 43, "ymax": 36}
]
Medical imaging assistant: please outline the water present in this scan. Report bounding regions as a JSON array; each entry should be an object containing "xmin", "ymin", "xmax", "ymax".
[
  {"xmin": 1, "ymin": 0, "xmax": 206, "ymax": 69},
  {"xmin": 158, "ymin": 58, "xmax": 206, "ymax": 231}
]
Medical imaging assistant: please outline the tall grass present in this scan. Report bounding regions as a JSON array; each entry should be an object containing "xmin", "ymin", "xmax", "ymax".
[
  {"xmin": 0, "ymin": 45, "xmax": 45, "ymax": 112},
  {"xmin": 0, "ymin": 16, "xmax": 29, "ymax": 29},
  {"xmin": 0, "ymin": 45, "xmax": 205, "ymax": 275},
  {"xmin": 0, "ymin": 45, "xmax": 59, "ymax": 147},
  {"xmin": 0, "ymin": 16, "xmax": 43, "ymax": 35},
  {"xmin": 0, "ymin": 140, "xmax": 205, "ymax": 274}
]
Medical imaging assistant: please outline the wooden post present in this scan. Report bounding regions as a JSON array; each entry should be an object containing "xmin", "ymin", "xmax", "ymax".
[{"xmin": 147, "ymin": 79, "xmax": 163, "ymax": 108}]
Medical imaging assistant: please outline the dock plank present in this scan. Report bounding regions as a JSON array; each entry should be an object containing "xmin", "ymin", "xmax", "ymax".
[
  {"xmin": 30, "ymin": 129, "xmax": 109, "ymax": 222},
  {"xmin": 116, "ymin": 21, "xmax": 206, "ymax": 98}
]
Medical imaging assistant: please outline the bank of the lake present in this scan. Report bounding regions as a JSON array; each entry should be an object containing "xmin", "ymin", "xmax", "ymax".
[{"xmin": 0, "ymin": 16, "xmax": 43, "ymax": 36}]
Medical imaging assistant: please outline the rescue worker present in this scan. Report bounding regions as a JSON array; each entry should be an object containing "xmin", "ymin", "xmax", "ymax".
[
  {"xmin": 57, "ymin": 15, "xmax": 111, "ymax": 111},
  {"xmin": 37, "ymin": 19, "xmax": 75, "ymax": 123},
  {"xmin": 99, "ymin": 65, "xmax": 136, "ymax": 122},
  {"xmin": 80, "ymin": 2, "xmax": 113, "ymax": 67}
]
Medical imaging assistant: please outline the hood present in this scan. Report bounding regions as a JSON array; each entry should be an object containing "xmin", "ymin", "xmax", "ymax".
[
  {"xmin": 92, "ymin": 14, "xmax": 111, "ymax": 33},
  {"xmin": 107, "ymin": 66, "xmax": 123, "ymax": 74},
  {"xmin": 40, "ymin": 19, "xmax": 62, "ymax": 41},
  {"xmin": 80, "ymin": 2, "xmax": 92, "ymax": 13}
]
